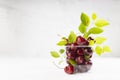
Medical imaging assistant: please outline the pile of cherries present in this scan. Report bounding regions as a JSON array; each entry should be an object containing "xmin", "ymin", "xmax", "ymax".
[{"xmin": 64, "ymin": 36, "xmax": 93, "ymax": 74}]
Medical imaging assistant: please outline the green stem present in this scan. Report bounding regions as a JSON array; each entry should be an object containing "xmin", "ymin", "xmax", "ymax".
[{"xmin": 83, "ymin": 32, "xmax": 90, "ymax": 39}]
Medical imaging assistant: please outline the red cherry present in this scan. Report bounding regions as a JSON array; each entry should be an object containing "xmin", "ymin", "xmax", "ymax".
[
  {"xmin": 75, "ymin": 56, "xmax": 84, "ymax": 64},
  {"xmin": 77, "ymin": 48, "xmax": 84, "ymax": 56},
  {"xmin": 84, "ymin": 47, "xmax": 93, "ymax": 55},
  {"xmin": 64, "ymin": 65, "xmax": 74, "ymax": 74},
  {"xmin": 83, "ymin": 41, "xmax": 89, "ymax": 45},
  {"xmin": 76, "ymin": 36, "xmax": 82, "ymax": 44},
  {"xmin": 76, "ymin": 36, "xmax": 88, "ymax": 45},
  {"xmin": 85, "ymin": 60, "xmax": 92, "ymax": 65},
  {"xmin": 66, "ymin": 52, "xmax": 75, "ymax": 60},
  {"xmin": 70, "ymin": 43, "xmax": 77, "ymax": 50}
]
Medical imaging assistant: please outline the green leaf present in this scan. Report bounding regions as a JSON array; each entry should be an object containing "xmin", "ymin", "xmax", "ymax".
[
  {"xmin": 83, "ymin": 32, "xmax": 89, "ymax": 39},
  {"xmin": 78, "ymin": 23, "xmax": 86, "ymax": 33},
  {"xmin": 103, "ymin": 46, "xmax": 111, "ymax": 52},
  {"xmin": 95, "ymin": 19, "xmax": 109, "ymax": 27},
  {"xmin": 88, "ymin": 27, "xmax": 103, "ymax": 34},
  {"xmin": 89, "ymin": 40, "xmax": 95, "ymax": 46},
  {"xmin": 95, "ymin": 37, "xmax": 106, "ymax": 44},
  {"xmin": 81, "ymin": 13, "xmax": 90, "ymax": 26},
  {"xmin": 59, "ymin": 49, "xmax": 65, "ymax": 54},
  {"xmin": 68, "ymin": 31, "xmax": 77, "ymax": 43},
  {"xmin": 92, "ymin": 13, "xmax": 97, "ymax": 20},
  {"xmin": 50, "ymin": 51, "xmax": 60, "ymax": 58},
  {"xmin": 84, "ymin": 55, "xmax": 90, "ymax": 61},
  {"xmin": 57, "ymin": 39, "xmax": 67, "ymax": 46},
  {"xmin": 68, "ymin": 59, "xmax": 76, "ymax": 66},
  {"xmin": 95, "ymin": 46, "xmax": 103, "ymax": 55}
]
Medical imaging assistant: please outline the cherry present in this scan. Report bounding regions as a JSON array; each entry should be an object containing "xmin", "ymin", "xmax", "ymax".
[
  {"xmin": 65, "ymin": 35, "xmax": 93, "ymax": 74},
  {"xmin": 76, "ymin": 48, "xmax": 84, "ymax": 56},
  {"xmin": 76, "ymin": 36, "xmax": 89, "ymax": 46},
  {"xmin": 64, "ymin": 65, "xmax": 74, "ymax": 74},
  {"xmin": 84, "ymin": 61, "xmax": 92, "ymax": 71},
  {"xmin": 70, "ymin": 43, "xmax": 77, "ymax": 50},
  {"xmin": 84, "ymin": 47, "xmax": 93, "ymax": 55},
  {"xmin": 76, "ymin": 36, "xmax": 86, "ymax": 45},
  {"xmin": 66, "ymin": 46, "xmax": 71, "ymax": 51},
  {"xmin": 83, "ymin": 41, "xmax": 89, "ymax": 45},
  {"xmin": 75, "ymin": 56, "xmax": 84, "ymax": 64},
  {"xmin": 85, "ymin": 60, "xmax": 92, "ymax": 65},
  {"xmin": 87, "ymin": 48, "xmax": 93, "ymax": 53},
  {"xmin": 66, "ymin": 52, "xmax": 75, "ymax": 60}
]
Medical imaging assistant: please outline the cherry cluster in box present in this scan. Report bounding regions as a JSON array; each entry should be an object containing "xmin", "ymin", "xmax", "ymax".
[{"xmin": 50, "ymin": 13, "xmax": 111, "ymax": 74}]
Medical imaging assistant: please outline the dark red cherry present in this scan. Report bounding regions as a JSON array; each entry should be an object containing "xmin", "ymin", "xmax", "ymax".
[
  {"xmin": 75, "ymin": 56, "xmax": 84, "ymax": 64},
  {"xmin": 70, "ymin": 43, "xmax": 77, "ymax": 51},
  {"xmin": 85, "ymin": 61, "xmax": 92, "ymax": 71},
  {"xmin": 64, "ymin": 65, "xmax": 74, "ymax": 74},
  {"xmin": 66, "ymin": 46, "xmax": 71, "ymax": 51},
  {"xmin": 85, "ymin": 60, "xmax": 92, "ymax": 65},
  {"xmin": 76, "ymin": 36, "xmax": 89, "ymax": 46},
  {"xmin": 76, "ymin": 36, "xmax": 85, "ymax": 44},
  {"xmin": 84, "ymin": 47, "xmax": 93, "ymax": 55},
  {"xmin": 83, "ymin": 41, "xmax": 89, "ymax": 45},
  {"xmin": 76, "ymin": 48, "xmax": 84, "ymax": 55},
  {"xmin": 66, "ymin": 53, "xmax": 75, "ymax": 60},
  {"xmin": 76, "ymin": 36, "xmax": 81, "ymax": 44}
]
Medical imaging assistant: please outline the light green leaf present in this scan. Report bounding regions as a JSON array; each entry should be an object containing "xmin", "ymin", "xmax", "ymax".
[
  {"xmin": 103, "ymin": 46, "xmax": 111, "ymax": 52},
  {"xmin": 84, "ymin": 55, "xmax": 90, "ymax": 61},
  {"xmin": 89, "ymin": 40, "xmax": 95, "ymax": 46},
  {"xmin": 95, "ymin": 37, "xmax": 106, "ymax": 44},
  {"xmin": 88, "ymin": 27, "xmax": 103, "ymax": 34},
  {"xmin": 57, "ymin": 39, "xmax": 67, "ymax": 46},
  {"xmin": 83, "ymin": 32, "xmax": 89, "ymax": 39},
  {"xmin": 68, "ymin": 31, "xmax": 77, "ymax": 43},
  {"xmin": 68, "ymin": 59, "xmax": 77, "ymax": 66},
  {"xmin": 95, "ymin": 19, "xmax": 109, "ymax": 27},
  {"xmin": 59, "ymin": 49, "xmax": 65, "ymax": 54},
  {"xmin": 50, "ymin": 51, "xmax": 60, "ymax": 58},
  {"xmin": 78, "ymin": 23, "xmax": 86, "ymax": 34},
  {"xmin": 81, "ymin": 13, "xmax": 90, "ymax": 26},
  {"xmin": 95, "ymin": 46, "xmax": 103, "ymax": 55},
  {"xmin": 92, "ymin": 13, "xmax": 97, "ymax": 20}
]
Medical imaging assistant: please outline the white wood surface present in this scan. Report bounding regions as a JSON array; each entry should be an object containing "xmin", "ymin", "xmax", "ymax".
[{"xmin": 0, "ymin": 57, "xmax": 120, "ymax": 80}]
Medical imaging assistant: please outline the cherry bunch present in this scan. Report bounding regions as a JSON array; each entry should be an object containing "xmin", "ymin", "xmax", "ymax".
[{"xmin": 64, "ymin": 36, "xmax": 93, "ymax": 74}]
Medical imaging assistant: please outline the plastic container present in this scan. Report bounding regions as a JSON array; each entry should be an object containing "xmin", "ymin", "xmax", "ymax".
[{"xmin": 65, "ymin": 45, "xmax": 93, "ymax": 73}]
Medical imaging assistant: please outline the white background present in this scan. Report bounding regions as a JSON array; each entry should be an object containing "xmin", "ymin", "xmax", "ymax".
[
  {"xmin": 0, "ymin": 0, "xmax": 120, "ymax": 80},
  {"xmin": 0, "ymin": 0, "xmax": 120, "ymax": 58}
]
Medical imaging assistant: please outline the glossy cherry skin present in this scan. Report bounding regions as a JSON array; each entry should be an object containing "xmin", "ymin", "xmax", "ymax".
[
  {"xmin": 75, "ymin": 56, "xmax": 84, "ymax": 64},
  {"xmin": 76, "ymin": 48, "xmax": 84, "ymax": 56},
  {"xmin": 64, "ymin": 65, "xmax": 74, "ymax": 74}
]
